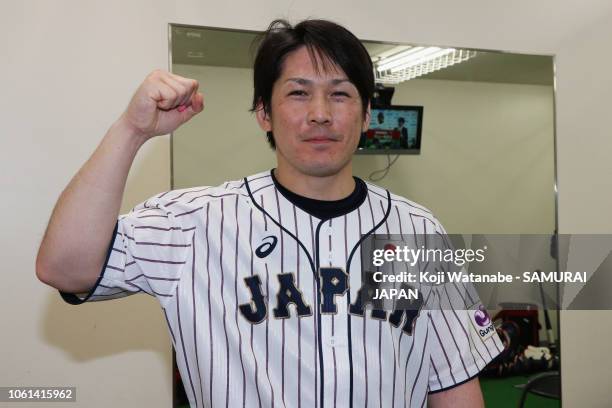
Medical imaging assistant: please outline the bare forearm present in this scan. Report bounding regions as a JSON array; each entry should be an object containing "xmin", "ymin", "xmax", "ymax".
[
  {"xmin": 427, "ymin": 378, "xmax": 485, "ymax": 408},
  {"xmin": 36, "ymin": 117, "xmax": 146, "ymax": 293}
]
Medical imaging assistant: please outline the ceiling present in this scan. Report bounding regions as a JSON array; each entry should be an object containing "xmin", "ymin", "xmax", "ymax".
[{"xmin": 171, "ymin": 25, "xmax": 553, "ymax": 86}]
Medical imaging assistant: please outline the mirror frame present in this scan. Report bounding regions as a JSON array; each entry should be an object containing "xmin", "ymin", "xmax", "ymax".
[{"xmin": 167, "ymin": 21, "xmax": 561, "ymax": 406}]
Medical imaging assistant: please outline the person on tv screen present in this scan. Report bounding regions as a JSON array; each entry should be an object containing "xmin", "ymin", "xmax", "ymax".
[{"xmin": 397, "ymin": 117, "xmax": 409, "ymax": 148}]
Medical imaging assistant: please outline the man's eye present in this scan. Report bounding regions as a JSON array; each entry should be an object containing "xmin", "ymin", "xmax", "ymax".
[
  {"xmin": 332, "ymin": 91, "xmax": 350, "ymax": 97},
  {"xmin": 289, "ymin": 90, "xmax": 307, "ymax": 96}
]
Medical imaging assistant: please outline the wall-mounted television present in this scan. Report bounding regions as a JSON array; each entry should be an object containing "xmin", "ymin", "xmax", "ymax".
[{"xmin": 356, "ymin": 105, "xmax": 423, "ymax": 155}]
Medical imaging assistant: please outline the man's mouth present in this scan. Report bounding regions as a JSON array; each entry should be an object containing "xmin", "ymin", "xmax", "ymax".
[{"xmin": 304, "ymin": 136, "xmax": 337, "ymax": 144}]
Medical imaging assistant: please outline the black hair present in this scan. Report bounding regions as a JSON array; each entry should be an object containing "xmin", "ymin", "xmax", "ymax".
[{"xmin": 250, "ymin": 19, "xmax": 374, "ymax": 149}]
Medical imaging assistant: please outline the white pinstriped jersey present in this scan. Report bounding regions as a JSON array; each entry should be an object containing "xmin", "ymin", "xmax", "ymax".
[{"xmin": 61, "ymin": 169, "xmax": 503, "ymax": 407}]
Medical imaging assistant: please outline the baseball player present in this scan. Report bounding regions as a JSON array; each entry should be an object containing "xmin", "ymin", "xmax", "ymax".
[{"xmin": 36, "ymin": 19, "xmax": 503, "ymax": 407}]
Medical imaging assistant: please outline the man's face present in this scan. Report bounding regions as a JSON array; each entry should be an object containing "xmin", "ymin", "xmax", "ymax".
[{"xmin": 256, "ymin": 46, "xmax": 370, "ymax": 178}]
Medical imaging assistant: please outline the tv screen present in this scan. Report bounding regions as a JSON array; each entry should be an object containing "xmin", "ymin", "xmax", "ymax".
[{"xmin": 356, "ymin": 105, "xmax": 423, "ymax": 154}]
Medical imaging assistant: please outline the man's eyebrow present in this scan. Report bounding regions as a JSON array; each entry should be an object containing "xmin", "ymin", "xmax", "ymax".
[
  {"xmin": 330, "ymin": 78, "xmax": 350, "ymax": 85},
  {"xmin": 284, "ymin": 78, "xmax": 351, "ymax": 85}
]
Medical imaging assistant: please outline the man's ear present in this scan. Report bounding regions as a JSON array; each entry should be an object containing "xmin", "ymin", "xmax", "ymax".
[
  {"xmin": 362, "ymin": 102, "xmax": 371, "ymax": 132},
  {"xmin": 255, "ymin": 102, "xmax": 272, "ymax": 132}
]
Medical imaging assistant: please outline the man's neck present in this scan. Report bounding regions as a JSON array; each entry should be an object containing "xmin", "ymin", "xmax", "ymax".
[{"xmin": 273, "ymin": 163, "xmax": 356, "ymax": 201}]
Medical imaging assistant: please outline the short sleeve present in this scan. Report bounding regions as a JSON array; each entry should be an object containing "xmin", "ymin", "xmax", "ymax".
[
  {"xmin": 426, "ymin": 284, "xmax": 504, "ymax": 393},
  {"xmin": 426, "ymin": 218, "xmax": 504, "ymax": 393},
  {"xmin": 59, "ymin": 195, "xmax": 193, "ymax": 307}
]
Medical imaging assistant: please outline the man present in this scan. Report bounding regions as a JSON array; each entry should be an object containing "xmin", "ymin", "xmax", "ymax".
[
  {"xmin": 397, "ymin": 117, "xmax": 409, "ymax": 148},
  {"xmin": 36, "ymin": 19, "xmax": 502, "ymax": 407}
]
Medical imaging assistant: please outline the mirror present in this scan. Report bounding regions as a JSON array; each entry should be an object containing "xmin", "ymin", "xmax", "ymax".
[{"xmin": 169, "ymin": 23, "xmax": 558, "ymax": 407}]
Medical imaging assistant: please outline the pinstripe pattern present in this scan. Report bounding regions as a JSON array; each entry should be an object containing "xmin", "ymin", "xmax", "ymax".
[
  {"xmin": 367, "ymin": 194, "xmax": 382, "ymax": 408},
  {"xmin": 233, "ymin": 196, "xmax": 247, "ymax": 407},
  {"xmin": 219, "ymin": 198, "xmax": 230, "ymax": 407},
  {"xmin": 273, "ymin": 188, "xmax": 287, "ymax": 407},
  {"xmin": 309, "ymin": 214, "xmax": 318, "ymax": 406},
  {"xmin": 63, "ymin": 170, "xmax": 504, "ymax": 407},
  {"xmin": 380, "ymin": 201, "xmax": 397, "ymax": 408},
  {"xmin": 205, "ymin": 203, "xmax": 215, "ymax": 408},
  {"xmin": 293, "ymin": 204, "xmax": 302, "ymax": 408},
  {"xmin": 248, "ymin": 207, "xmax": 264, "ymax": 408}
]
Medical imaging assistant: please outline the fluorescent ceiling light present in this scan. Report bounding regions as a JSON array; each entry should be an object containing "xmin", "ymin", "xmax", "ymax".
[
  {"xmin": 375, "ymin": 46, "xmax": 427, "ymax": 72},
  {"xmin": 373, "ymin": 45, "xmax": 477, "ymax": 84}
]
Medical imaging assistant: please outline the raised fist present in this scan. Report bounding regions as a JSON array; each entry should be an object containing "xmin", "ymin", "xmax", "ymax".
[{"xmin": 120, "ymin": 69, "xmax": 204, "ymax": 139}]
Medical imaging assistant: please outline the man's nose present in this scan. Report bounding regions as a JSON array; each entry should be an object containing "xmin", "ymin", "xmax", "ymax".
[{"xmin": 307, "ymin": 94, "xmax": 332, "ymax": 125}]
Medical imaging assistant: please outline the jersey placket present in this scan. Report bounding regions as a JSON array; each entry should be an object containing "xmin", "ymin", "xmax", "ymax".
[{"xmin": 315, "ymin": 217, "xmax": 350, "ymax": 408}]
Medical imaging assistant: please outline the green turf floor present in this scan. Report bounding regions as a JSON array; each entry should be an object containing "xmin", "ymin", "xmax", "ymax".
[{"xmin": 481, "ymin": 375, "xmax": 560, "ymax": 408}]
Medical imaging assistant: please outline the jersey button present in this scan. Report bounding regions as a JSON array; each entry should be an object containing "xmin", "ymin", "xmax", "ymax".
[{"xmin": 327, "ymin": 336, "xmax": 346, "ymax": 348}]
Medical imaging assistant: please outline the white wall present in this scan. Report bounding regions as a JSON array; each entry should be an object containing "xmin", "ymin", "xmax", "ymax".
[
  {"xmin": 3, "ymin": 0, "xmax": 612, "ymax": 406},
  {"xmin": 555, "ymin": 9, "xmax": 612, "ymax": 406},
  {"xmin": 2, "ymin": 3, "xmax": 176, "ymax": 408}
]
